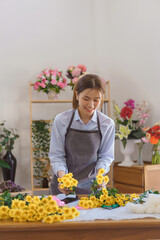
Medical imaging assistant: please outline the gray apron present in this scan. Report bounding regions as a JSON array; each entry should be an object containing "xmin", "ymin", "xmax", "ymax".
[{"xmin": 50, "ymin": 110, "xmax": 102, "ymax": 195}]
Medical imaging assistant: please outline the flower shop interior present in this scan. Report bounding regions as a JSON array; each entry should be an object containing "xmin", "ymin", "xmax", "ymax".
[{"xmin": 0, "ymin": 1, "xmax": 160, "ymax": 239}]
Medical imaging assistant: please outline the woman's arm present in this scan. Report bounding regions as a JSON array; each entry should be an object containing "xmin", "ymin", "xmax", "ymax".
[{"xmin": 49, "ymin": 114, "xmax": 68, "ymax": 176}]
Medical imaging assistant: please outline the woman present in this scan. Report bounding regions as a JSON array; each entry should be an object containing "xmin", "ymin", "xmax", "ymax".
[{"xmin": 49, "ymin": 74, "xmax": 115, "ymax": 195}]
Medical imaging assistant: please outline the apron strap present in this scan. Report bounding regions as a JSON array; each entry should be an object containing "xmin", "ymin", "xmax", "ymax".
[
  {"xmin": 97, "ymin": 112, "xmax": 102, "ymax": 141},
  {"xmin": 66, "ymin": 110, "xmax": 75, "ymax": 135}
]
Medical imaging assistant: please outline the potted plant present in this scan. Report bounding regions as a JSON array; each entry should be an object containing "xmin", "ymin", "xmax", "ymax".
[
  {"xmin": 66, "ymin": 64, "xmax": 87, "ymax": 90},
  {"xmin": 0, "ymin": 121, "xmax": 19, "ymax": 182},
  {"xmin": 32, "ymin": 120, "xmax": 51, "ymax": 187},
  {"xmin": 34, "ymin": 68, "xmax": 67, "ymax": 99},
  {"xmin": 0, "ymin": 144, "xmax": 10, "ymax": 169}
]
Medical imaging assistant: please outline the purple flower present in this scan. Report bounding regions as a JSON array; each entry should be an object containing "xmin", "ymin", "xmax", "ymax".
[{"xmin": 124, "ymin": 99, "xmax": 135, "ymax": 109}]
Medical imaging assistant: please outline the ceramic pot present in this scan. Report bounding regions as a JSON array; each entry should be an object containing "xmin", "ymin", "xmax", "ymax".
[
  {"xmin": 118, "ymin": 139, "xmax": 135, "ymax": 167},
  {"xmin": 47, "ymin": 89, "xmax": 57, "ymax": 100}
]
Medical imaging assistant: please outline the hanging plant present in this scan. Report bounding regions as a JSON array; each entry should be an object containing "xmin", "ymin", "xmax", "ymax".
[{"xmin": 32, "ymin": 120, "xmax": 51, "ymax": 186}]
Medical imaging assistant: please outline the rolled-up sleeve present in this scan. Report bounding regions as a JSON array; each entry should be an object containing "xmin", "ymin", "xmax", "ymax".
[
  {"xmin": 49, "ymin": 115, "xmax": 68, "ymax": 176},
  {"xmin": 95, "ymin": 118, "xmax": 115, "ymax": 174}
]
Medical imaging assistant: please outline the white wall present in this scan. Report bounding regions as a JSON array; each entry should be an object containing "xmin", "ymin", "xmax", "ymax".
[{"xmin": 0, "ymin": 0, "xmax": 160, "ymax": 188}]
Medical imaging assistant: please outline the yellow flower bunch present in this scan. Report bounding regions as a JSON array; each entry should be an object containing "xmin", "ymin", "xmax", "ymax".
[
  {"xmin": 96, "ymin": 168, "xmax": 109, "ymax": 185},
  {"xmin": 0, "ymin": 195, "xmax": 80, "ymax": 223},
  {"xmin": 79, "ymin": 190, "xmax": 139, "ymax": 209},
  {"xmin": 58, "ymin": 173, "xmax": 78, "ymax": 192}
]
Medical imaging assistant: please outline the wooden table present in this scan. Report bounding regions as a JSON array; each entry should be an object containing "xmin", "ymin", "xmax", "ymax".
[{"xmin": 1, "ymin": 218, "xmax": 160, "ymax": 240}]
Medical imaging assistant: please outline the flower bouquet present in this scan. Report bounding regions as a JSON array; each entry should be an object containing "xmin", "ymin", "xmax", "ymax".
[
  {"xmin": 58, "ymin": 173, "xmax": 78, "ymax": 195},
  {"xmin": 34, "ymin": 68, "xmax": 67, "ymax": 98},
  {"xmin": 113, "ymin": 99, "xmax": 149, "ymax": 148},
  {"xmin": 66, "ymin": 64, "xmax": 87, "ymax": 90},
  {"xmin": 146, "ymin": 123, "xmax": 160, "ymax": 164}
]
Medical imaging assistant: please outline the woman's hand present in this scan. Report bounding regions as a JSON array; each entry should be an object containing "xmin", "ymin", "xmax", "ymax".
[
  {"xmin": 57, "ymin": 170, "xmax": 71, "ymax": 195},
  {"xmin": 58, "ymin": 182, "xmax": 71, "ymax": 195}
]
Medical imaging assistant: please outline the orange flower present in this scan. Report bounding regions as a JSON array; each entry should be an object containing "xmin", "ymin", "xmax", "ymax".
[{"xmin": 150, "ymin": 136, "xmax": 159, "ymax": 144}]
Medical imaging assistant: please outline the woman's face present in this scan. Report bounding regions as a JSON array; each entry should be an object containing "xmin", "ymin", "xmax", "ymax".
[{"xmin": 76, "ymin": 88, "xmax": 102, "ymax": 118}]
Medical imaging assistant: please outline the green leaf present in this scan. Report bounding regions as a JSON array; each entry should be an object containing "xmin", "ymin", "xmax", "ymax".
[{"xmin": 0, "ymin": 159, "xmax": 10, "ymax": 169}]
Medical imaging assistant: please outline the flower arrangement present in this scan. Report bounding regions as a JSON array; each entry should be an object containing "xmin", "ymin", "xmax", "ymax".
[
  {"xmin": 0, "ymin": 121, "xmax": 19, "ymax": 151},
  {"xmin": 0, "ymin": 192, "xmax": 80, "ymax": 223},
  {"xmin": 78, "ymin": 169, "xmax": 139, "ymax": 209},
  {"xmin": 146, "ymin": 123, "xmax": 160, "ymax": 164},
  {"xmin": 66, "ymin": 64, "xmax": 87, "ymax": 90},
  {"xmin": 113, "ymin": 99, "xmax": 149, "ymax": 148},
  {"xmin": 58, "ymin": 173, "xmax": 78, "ymax": 194},
  {"xmin": 34, "ymin": 68, "xmax": 67, "ymax": 94}
]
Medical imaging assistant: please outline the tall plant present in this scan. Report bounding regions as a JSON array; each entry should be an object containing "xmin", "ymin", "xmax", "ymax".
[{"xmin": 32, "ymin": 120, "xmax": 51, "ymax": 186}]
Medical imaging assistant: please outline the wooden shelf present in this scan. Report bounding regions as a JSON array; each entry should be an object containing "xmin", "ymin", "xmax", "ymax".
[
  {"xmin": 113, "ymin": 162, "xmax": 160, "ymax": 193},
  {"xmin": 33, "ymin": 186, "xmax": 49, "ymax": 191}
]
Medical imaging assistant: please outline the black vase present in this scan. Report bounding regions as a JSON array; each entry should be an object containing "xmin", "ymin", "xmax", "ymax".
[{"xmin": 2, "ymin": 150, "xmax": 17, "ymax": 182}]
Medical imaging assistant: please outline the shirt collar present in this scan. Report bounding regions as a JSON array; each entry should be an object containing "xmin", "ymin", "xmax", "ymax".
[{"xmin": 74, "ymin": 109, "xmax": 97, "ymax": 123}]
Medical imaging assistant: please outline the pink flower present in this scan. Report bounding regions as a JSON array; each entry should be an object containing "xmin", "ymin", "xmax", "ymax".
[
  {"xmin": 37, "ymin": 74, "xmax": 42, "ymax": 79},
  {"xmin": 124, "ymin": 99, "xmax": 135, "ymax": 109},
  {"xmin": 40, "ymin": 82, "xmax": 46, "ymax": 88},
  {"xmin": 51, "ymin": 79, "xmax": 56, "ymax": 85},
  {"xmin": 72, "ymin": 77, "xmax": 79, "ymax": 84},
  {"xmin": 72, "ymin": 67, "xmax": 81, "ymax": 77},
  {"xmin": 142, "ymin": 137, "xmax": 149, "ymax": 143},
  {"xmin": 34, "ymin": 82, "xmax": 40, "ymax": 90},
  {"xmin": 68, "ymin": 65, "xmax": 75, "ymax": 71},
  {"xmin": 43, "ymin": 79, "xmax": 46, "ymax": 84},
  {"xmin": 52, "ymin": 71, "xmax": 57, "ymax": 76},
  {"xmin": 77, "ymin": 64, "xmax": 87, "ymax": 72},
  {"xmin": 45, "ymin": 72, "xmax": 50, "ymax": 77}
]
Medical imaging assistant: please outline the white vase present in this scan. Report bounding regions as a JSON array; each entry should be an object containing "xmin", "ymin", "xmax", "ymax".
[
  {"xmin": 47, "ymin": 89, "xmax": 57, "ymax": 100},
  {"xmin": 118, "ymin": 139, "xmax": 135, "ymax": 167}
]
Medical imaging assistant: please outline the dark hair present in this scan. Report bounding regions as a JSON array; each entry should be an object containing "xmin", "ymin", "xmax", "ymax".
[{"xmin": 72, "ymin": 74, "xmax": 105, "ymax": 109}]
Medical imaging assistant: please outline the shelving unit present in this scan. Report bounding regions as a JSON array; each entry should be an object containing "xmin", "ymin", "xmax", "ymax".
[{"xmin": 29, "ymin": 81, "xmax": 112, "ymax": 195}]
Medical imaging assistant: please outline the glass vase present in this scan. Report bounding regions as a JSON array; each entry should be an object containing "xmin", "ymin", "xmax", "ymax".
[
  {"xmin": 152, "ymin": 144, "xmax": 160, "ymax": 164},
  {"xmin": 136, "ymin": 142, "xmax": 144, "ymax": 166}
]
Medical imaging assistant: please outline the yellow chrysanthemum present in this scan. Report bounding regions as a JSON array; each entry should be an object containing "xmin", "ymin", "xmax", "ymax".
[
  {"xmin": 41, "ymin": 198, "xmax": 48, "ymax": 205},
  {"xmin": 97, "ymin": 178, "xmax": 103, "ymax": 185},
  {"xmin": 51, "ymin": 206, "xmax": 58, "ymax": 213},
  {"xmin": 43, "ymin": 215, "xmax": 53, "ymax": 224},
  {"xmin": 46, "ymin": 195, "xmax": 53, "ymax": 201},
  {"xmin": 98, "ymin": 168, "xmax": 105, "ymax": 175},
  {"xmin": 45, "ymin": 206, "xmax": 52, "ymax": 214},
  {"xmin": 14, "ymin": 209, "xmax": 22, "ymax": 218},
  {"xmin": 60, "ymin": 214, "xmax": 66, "ymax": 221},
  {"xmin": 63, "ymin": 207, "xmax": 71, "ymax": 216},
  {"xmin": 48, "ymin": 200, "xmax": 57, "ymax": 207},
  {"xmin": 19, "ymin": 215, "xmax": 27, "ymax": 222},
  {"xmin": 33, "ymin": 196, "xmax": 40, "ymax": 203},
  {"xmin": 104, "ymin": 175, "xmax": 109, "ymax": 184},
  {"xmin": 25, "ymin": 195, "xmax": 32, "ymax": 202},
  {"xmin": 52, "ymin": 214, "xmax": 61, "ymax": 222},
  {"xmin": 18, "ymin": 200, "xmax": 26, "ymax": 209},
  {"xmin": 64, "ymin": 180, "xmax": 71, "ymax": 188},
  {"xmin": 29, "ymin": 203, "xmax": 37, "ymax": 211},
  {"xmin": 11, "ymin": 199, "xmax": 19, "ymax": 208},
  {"xmin": 0, "ymin": 206, "xmax": 9, "ymax": 213}
]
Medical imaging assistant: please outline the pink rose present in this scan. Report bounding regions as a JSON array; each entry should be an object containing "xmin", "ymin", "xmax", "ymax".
[
  {"xmin": 34, "ymin": 82, "xmax": 40, "ymax": 90},
  {"xmin": 43, "ymin": 79, "xmax": 46, "ymax": 84},
  {"xmin": 72, "ymin": 67, "xmax": 81, "ymax": 77},
  {"xmin": 72, "ymin": 77, "xmax": 79, "ymax": 84},
  {"xmin": 40, "ymin": 82, "xmax": 46, "ymax": 88},
  {"xmin": 77, "ymin": 64, "xmax": 87, "ymax": 72},
  {"xmin": 57, "ymin": 82, "xmax": 63, "ymax": 87},
  {"xmin": 51, "ymin": 79, "xmax": 56, "ymax": 85},
  {"xmin": 52, "ymin": 71, "xmax": 57, "ymax": 76}
]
